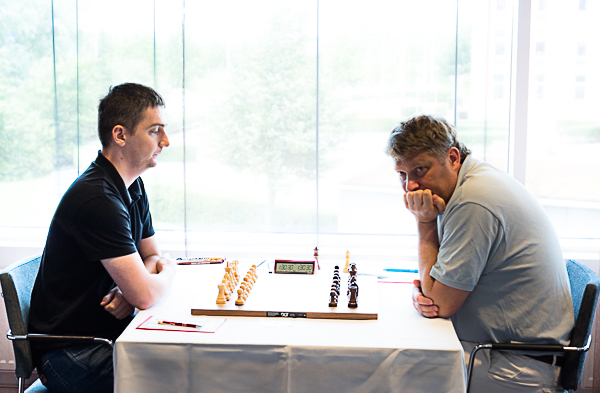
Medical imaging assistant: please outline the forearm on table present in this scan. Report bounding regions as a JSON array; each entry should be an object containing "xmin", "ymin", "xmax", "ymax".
[
  {"xmin": 102, "ymin": 254, "xmax": 176, "ymax": 310},
  {"xmin": 417, "ymin": 220, "xmax": 440, "ymax": 296},
  {"xmin": 416, "ymin": 220, "xmax": 469, "ymax": 318},
  {"xmin": 132, "ymin": 271, "xmax": 175, "ymax": 309},
  {"xmin": 139, "ymin": 235, "xmax": 163, "ymax": 274}
]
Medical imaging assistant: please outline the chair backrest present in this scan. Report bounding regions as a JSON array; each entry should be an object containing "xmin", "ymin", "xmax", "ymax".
[
  {"xmin": 561, "ymin": 259, "xmax": 600, "ymax": 390},
  {"xmin": 0, "ymin": 254, "xmax": 43, "ymax": 380}
]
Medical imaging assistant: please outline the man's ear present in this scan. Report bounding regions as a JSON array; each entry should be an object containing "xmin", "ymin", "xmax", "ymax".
[
  {"xmin": 447, "ymin": 147, "xmax": 461, "ymax": 170},
  {"xmin": 112, "ymin": 125, "xmax": 127, "ymax": 147}
]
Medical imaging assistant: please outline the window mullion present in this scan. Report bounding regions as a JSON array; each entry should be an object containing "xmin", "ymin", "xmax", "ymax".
[{"xmin": 508, "ymin": 0, "xmax": 531, "ymax": 184}]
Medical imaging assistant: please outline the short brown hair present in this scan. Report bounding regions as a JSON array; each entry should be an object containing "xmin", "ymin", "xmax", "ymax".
[
  {"xmin": 98, "ymin": 83, "xmax": 165, "ymax": 148},
  {"xmin": 385, "ymin": 115, "xmax": 470, "ymax": 163}
]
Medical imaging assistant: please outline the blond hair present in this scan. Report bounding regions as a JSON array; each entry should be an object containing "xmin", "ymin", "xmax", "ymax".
[{"xmin": 385, "ymin": 115, "xmax": 470, "ymax": 163}]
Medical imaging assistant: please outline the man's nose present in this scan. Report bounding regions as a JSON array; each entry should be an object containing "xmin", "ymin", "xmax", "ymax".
[
  {"xmin": 405, "ymin": 179, "xmax": 419, "ymax": 191},
  {"xmin": 160, "ymin": 132, "xmax": 170, "ymax": 148}
]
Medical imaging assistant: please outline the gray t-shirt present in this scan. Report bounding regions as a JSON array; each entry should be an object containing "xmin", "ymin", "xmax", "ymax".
[{"xmin": 430, "ymin": 155, "xmax": 573, "ymax": 345}]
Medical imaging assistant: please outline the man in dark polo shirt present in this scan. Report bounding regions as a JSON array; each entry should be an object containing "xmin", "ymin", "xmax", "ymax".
[{"xmin": 29, "ymin": 83, "xmax": 177, "ymax": 393}]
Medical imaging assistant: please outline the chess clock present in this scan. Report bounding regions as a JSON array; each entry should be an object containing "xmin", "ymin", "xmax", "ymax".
[{"xmin": 273, "ymin": 260, "xmax": 315, "ymax": 274}]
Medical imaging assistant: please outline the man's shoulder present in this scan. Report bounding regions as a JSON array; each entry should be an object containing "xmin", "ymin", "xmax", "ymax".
[
  {"xmin": 461, "ymin": 157, "xmax": 509, "ymax": 185},
  {"xmin": 448, "ymin": 156, "xmax": 551, "ymax": 236},
  {"xmin": 67, "ymin": 165, "xmax": 122, "ymax": 201},
  {"xmin": 456, "ymin": 157, "xmax": 531, "ymax": 204},
  {"xmin": 54, "ymin": 167, "xmax": 126, "ymax": 224}
]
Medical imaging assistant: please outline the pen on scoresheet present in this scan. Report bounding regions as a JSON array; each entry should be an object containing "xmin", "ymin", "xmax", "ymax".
[
  {"xmin": 383, "ymin": 268, "xmax": 419, "ymax": 273},
  {"xmin": 158, "ymin": 320, "xmax": 200, "ymax": 329}
]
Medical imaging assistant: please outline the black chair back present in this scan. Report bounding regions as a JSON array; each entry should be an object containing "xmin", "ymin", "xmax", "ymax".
[
  {"xmin": 562, "ymin": 259, "xmax": 600, "ymax": 390},
  {"xmin": 0, "ymin": 254, "xmax": 42, "ymax": 381}
]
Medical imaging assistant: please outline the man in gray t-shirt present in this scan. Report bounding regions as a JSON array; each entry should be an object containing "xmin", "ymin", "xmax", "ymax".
[{"xmin": 385, "ymin": 115, "xmax": 573, "ymax": 393}]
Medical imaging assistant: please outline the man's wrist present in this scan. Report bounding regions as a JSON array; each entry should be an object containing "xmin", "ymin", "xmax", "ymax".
[{"xmin": 417, "ymin": 218, "xmax": 438, "ymax": 228}]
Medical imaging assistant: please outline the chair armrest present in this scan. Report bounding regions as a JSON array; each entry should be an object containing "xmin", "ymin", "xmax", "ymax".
[
  {"xmin": 491, "ymin": 343, "xmax": 565, "ymax": 352},
  {"xmin": 491, "ymin": 335, "xmax": 591, "ymax": 353},
  {"xmin": 7, "ymin": 330, "xmax": 114, "ymax": 349}
]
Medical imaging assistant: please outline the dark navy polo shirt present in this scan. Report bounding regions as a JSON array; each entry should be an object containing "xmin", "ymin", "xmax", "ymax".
[{"xmin": 29, "ymin": 152, "xmax": 155, "ymax": 353}]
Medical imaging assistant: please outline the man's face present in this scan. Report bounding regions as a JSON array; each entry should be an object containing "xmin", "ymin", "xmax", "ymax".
[
  {"xmin": 125, "ymin": 105, "xmax": 169, "ymax": 172},
  {"xmin": 393, "ymin": 148, "xmax": 461, "ymax": 204}
]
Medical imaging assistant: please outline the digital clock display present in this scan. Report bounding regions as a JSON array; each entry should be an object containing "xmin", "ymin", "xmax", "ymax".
[{"xmin": 273, "ymin": 260, "xmax": 315, "ymax": 274}]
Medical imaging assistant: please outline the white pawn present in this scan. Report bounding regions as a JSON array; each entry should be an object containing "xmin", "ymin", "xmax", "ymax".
[{"xmin": 235, "ymin": 289, "xmax": 244, "ymax": 306}]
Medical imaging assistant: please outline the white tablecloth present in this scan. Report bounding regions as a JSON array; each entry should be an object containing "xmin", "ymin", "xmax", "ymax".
[{"xmin": 114, "ymin": 262, "xmax": 466, "ymax": 393}]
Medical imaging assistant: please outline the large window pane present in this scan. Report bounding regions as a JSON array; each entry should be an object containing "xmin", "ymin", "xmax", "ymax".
[
  {"xmin": 77, "ymin": 0, "xmax": 155, "ymax": 167},
  {"xmin": 318, "ymin": 0, "xmax": 460, "ymax": 240},
  {"xmin": 4, "ymin": 0, "xmax": 594, "ymax": 261},
  {"xmin": 0, "ymin": 0, "xmax": 59, "ymax": 228},
  {"xmin": 456, "ymin": 0, "xmax": 513, "ymax": 172},
  {"xmin": 145, "ymin": 0, "xmax": 186, "ymax": 248},
  {"xmin": 527, "ymin": 1, "xmax": 600, "ymax": 243},
  {"xmin": 184, "ymin": 1, "xmax": 318, "ymax": 240}
]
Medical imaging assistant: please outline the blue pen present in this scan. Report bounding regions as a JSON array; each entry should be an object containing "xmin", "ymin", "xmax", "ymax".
[{"xmin": 383, "ymin": 268, "xmax": 419, "ymax": 273}]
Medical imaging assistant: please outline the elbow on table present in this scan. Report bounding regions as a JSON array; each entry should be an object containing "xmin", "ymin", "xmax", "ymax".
[
  {"xmin": 125, "ymin": 289, "xmax": 163, "ymax": 310},
  {"xmin": 436, "ymin": 307, "xmax": 458, "ymax": 319},
  {"xmin": 134, "ymin": 298, "xmax": 158, "ymax": 310},
  {"xmin": 123, "ymin": 271, "xmax": 174, "ymax": 309},
  {"xmin": 430, "ymin": 294, "xmax": 469, "ymax": 319},
  {"xmin": 422, "ymin": 282, "xmax": 469, "ymax": 320}
]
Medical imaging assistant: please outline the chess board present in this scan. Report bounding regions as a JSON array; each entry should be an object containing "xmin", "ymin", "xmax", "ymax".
[{"xmin": 191, "ymin": 264, "xmax": 378, "ymax": 320}]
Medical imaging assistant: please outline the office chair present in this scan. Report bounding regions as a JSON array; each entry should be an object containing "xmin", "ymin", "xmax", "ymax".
[
  {"xmin": 466, "ymin": 259, "xmax": 600, "ymax": 393},
  {"xmin": 0, "ymin": 253, "xmax": 114, "ymax": 393}
]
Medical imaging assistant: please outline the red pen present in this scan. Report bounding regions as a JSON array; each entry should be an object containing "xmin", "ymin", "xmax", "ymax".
[{"xmin": 158, "ymin": 320, "xmax": 200, "ymax": 329}]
